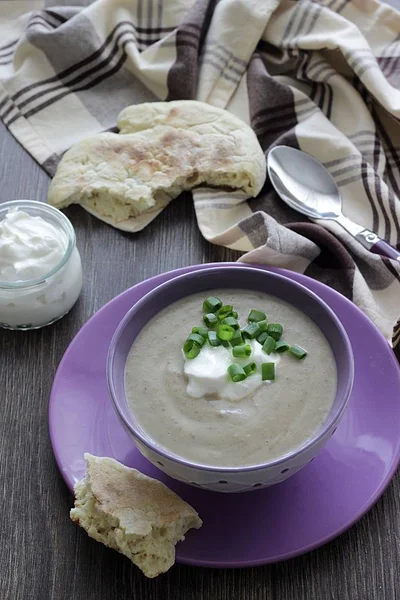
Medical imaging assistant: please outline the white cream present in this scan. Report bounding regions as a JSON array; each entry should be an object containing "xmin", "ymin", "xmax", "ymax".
[
  {"xmin": 0, "ymin": 209, "xmax": 67, "ymax": 282},
  {"xmin": 184, "ymin": 339, "xmax": 280, "ymax": 401},
  {"xmin": 0, "ymin": 207, "xmax": 83, "ymax": 329}
]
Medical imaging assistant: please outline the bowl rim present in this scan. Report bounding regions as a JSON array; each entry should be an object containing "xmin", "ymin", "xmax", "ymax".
[{"xmin": 107, "ymin": 265, "xmax": 354, "ymax": 473}]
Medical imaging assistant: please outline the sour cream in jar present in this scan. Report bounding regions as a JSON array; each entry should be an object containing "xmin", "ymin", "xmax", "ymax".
[{"xmin": 0, "ymin": 200, "xmax": 83, "ymax": 330}]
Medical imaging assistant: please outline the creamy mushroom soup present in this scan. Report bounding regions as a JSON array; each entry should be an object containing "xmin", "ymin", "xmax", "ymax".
[{"xmin": 125, "ymin": 290, "xmax": 337, "ymax": 468}]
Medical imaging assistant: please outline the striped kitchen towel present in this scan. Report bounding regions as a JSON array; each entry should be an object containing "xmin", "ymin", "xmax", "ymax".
[{"xmin": 1, "ymin": 0, "xmax": 400, "ymax": 352}]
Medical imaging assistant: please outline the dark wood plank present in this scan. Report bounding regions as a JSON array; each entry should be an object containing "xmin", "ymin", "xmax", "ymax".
[{"xmin": 0, "ymin": 113, "xmax": 399, "ymax": 600}]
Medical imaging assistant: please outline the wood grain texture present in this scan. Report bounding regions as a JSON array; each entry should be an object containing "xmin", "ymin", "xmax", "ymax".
[{"xmin": 0, "ymin": 118, "xmax": 399, "ymax": 600}]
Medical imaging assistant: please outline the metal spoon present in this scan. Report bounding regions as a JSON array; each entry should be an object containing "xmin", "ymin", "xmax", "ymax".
[{"xmin": 268, "ymin": 145, "xmax": 400, "ymax": 261}]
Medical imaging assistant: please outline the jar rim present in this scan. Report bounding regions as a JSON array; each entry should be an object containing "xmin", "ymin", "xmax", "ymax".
[{"xmin": 0, "ymin": 200, "xmax": 76, "ymax": 289}]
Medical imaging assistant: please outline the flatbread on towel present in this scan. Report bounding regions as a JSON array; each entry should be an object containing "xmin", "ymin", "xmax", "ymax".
[{"xmin": 48, "ymin": 100, "xmax": 266, "ymax": 231}]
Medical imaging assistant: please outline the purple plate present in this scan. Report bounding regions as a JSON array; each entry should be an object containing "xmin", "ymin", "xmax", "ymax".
[{"xmin": 49, "ymin": 263, "xmax": 400, "ymax": 568}]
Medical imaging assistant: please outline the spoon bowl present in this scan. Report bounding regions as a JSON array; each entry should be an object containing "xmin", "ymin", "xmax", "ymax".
[{"xmin": 268, "ymin": 146, "xmax": 341, "ymax": 220}]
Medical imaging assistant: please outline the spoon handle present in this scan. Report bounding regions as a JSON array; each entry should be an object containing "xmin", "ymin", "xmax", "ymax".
[
  {"xmin": 334, "ymin": 214, "xmax": 400, "ymax": 261},
  {"xmin": 355, "ymin": 230, "xmax": 400, "ymax": 261}
]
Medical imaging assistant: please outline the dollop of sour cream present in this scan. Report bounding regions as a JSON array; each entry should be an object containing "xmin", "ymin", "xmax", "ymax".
[
  {"xmin": 0, "ymin": 209, "xmax": 67, "ymax": 282},
  {"xmin": 184, "ymin": 339, "xmax": 280, "ymax": 401}
]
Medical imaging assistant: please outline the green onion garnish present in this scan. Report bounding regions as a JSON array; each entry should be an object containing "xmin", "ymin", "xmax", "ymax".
[
  {"xmin": 203, "ymin": 313, "xmax": 218, "ymax": 327},
  {"xmin": 257, "ymin": 331, "xmax": 268, "ymax": 345},
  {"xmin": 257, "ymin": 320, "xmax": 269, "ymax": 332},
  {"xmin": 267, "ymin": 323, "xmax": 283, "ymax": 341},
  {"xmin": 243, "ymin": 362, "xmax": 257, "ymax": 376},
  {"xmin": 203, "ymin": 296, "xmax": 222, "ymax": 313},
  {"xmin": 218, "ymin": 305, "xmax": 234, "ymax": 321},
  {"xmin": 232, "ymin": 344, "xmax": 252, "ymax": 358},
  {"xmin": 192, "ymin": 326, "xmax": 208, "ymax": 337},
  {"xmin": 242, "ymin": 322, "xmax": 261, "ymax": 339},
  {"xmin": 228, "ymin": 363, "xmax": 247, "ymax": 382},
  {"xmin": 289, "ymin": 344, "xmax": 307, "ymax": 359},
  {"xmin": 230, "ymin": 329, "xmax": 244, "ymax": 347},
  {"xmin": 207, "ymin": 331, "xmax": 221, "ymax": 347},
  {"xmin": 222, "ymin": 316, "xmax": 239, "ymax": 330},
  {"xmin": 187, "ymin": 333, "xmax": 206, "ymax": 347},
  {"xmin": 183, "ymin": 339, "xmax": 201, "ymax": 359},
  {"xmin": 262, "ymin": 336, "xmax": 276, "ymax": 354},
  {"xmin": 217, "ymin": 324, "xmax": 235, "ymax": 341},
  {"xmin": 248, "ymin": 309, "xmax": 266, "ymax": 322},
  {"xmin": 261, "ymin": 362, "xmax": 275, "ymax": 381},
  {"xmin": 185, "ymin": 299, "xmax": 306, "ymax": 369},
  {"xmin": 274, "ymin": 340, "xmax": 290, "ymax": 353}
]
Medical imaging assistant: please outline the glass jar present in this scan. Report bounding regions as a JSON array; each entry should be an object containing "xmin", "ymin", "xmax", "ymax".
[{"xmin": 0, "ymin": 200, "xmax": 83, "ymax": 330}]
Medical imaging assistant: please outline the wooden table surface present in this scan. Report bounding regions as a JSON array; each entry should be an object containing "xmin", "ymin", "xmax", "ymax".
[{"xmin": 1, "ymin": 113, "xmax": 400, "ymax": 600}]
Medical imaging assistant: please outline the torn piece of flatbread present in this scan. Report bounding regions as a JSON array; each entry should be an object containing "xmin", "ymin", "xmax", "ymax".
[
  {"xmin": 70, "ymin": 454, "xmax": 202, "ymax": 578},
  {"xmin": 48, "ymin": 100, "xmax": 266, "ymax": 231}
]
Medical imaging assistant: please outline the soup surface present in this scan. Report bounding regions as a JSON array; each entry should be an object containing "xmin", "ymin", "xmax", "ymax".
[{"xmin": 125, "ymin": 290, "xmax": 337, "ymax": 468}]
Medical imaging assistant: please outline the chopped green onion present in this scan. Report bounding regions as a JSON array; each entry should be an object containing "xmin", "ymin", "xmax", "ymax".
[
  {"xmin": 221, "ymin": 340, "xmax": 230, "ymax": 348},
  {"xmin": 218, "ymin": 305, "xmax": 234, "ymax": 321},
  {"xmin": 274, "ymin": 340, "xmax": 290, "ymax": 353},
  {"xmin": 183, "ymin": 340, "xmax": 201, "ymax": 359},
  {"xmin": 257, "ymin": 331, "xmax": 268, "ymax": 345},
  {"xmin": 203, "ymin": 313, "xmax": 218, "ymax": 327},
  {"xmin": 289, "ymin": 344, "xmax": 307, "ymax": 359},
  {"xmin": 257, "ymin": 320, "xmax": 269, "ymax": 332},
  {"xmin": 261, "ymin": 362, "xmax": 275, "ymax": 381},
  {"xmin": 222, "ymin": 316, "xmax": 239, "ymax": 330},
  {"xmin": 227, "ymin": 363, "xmax": 247, "ymax": 382},
  {"xmin": 207, "ymin": 331, "xmax": 221, "ymax": 347},
  {"xmin": 230, "ymin": 329, "xmax": 244, "ymax": 347},
  {"xmin": 192, "ymin": 326, "xmax": 208, "ymax": 337},
  {"xmin": 267, "ymin": 323, "xmax": 283, "ymax": 341},
  {"xmin": 243, "ymin": 362, "xmax": 257, "ymax": 376},
  {"xmin": 232, "ymin": 344, "xmax": 252, "ymax": 358},
  {"xmin": 242, "ymin": 322, "xmax": 261, "ymax": 339},
  {"xmin": 232, "ymin": 311, "xmax": 238, "ymax": 319},
  {"xmin": 248, "ymin": 309, "xmax": 266, "ymax": 322},
  {"xmin": 187, "ymin": 333, "xmax": 206, "ymax": 347},
  {"xmin": 262, "ymin": 336, "xmax": 276, "ymax": 354},
  {"xmin": 217, "ymin": 324, "xmax": 234, "ymax": 341},
  {"xmin": 203, "ymin": 296, "xmax": 222, "ymax": 313}
]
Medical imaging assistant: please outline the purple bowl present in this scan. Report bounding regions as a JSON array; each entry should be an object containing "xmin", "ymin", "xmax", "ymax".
[{"xmin": 107, "ymin": 266, "xmax": 354, "ymax": 493}]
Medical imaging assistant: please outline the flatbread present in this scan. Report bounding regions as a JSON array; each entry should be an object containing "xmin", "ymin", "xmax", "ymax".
[
  {"xmin": 70, "ymin": 454, "xmax": 202, "ymax": 578},
  {"xmin": 48, "ymin": 100, "xmax": 266, "ymax": 231}
]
